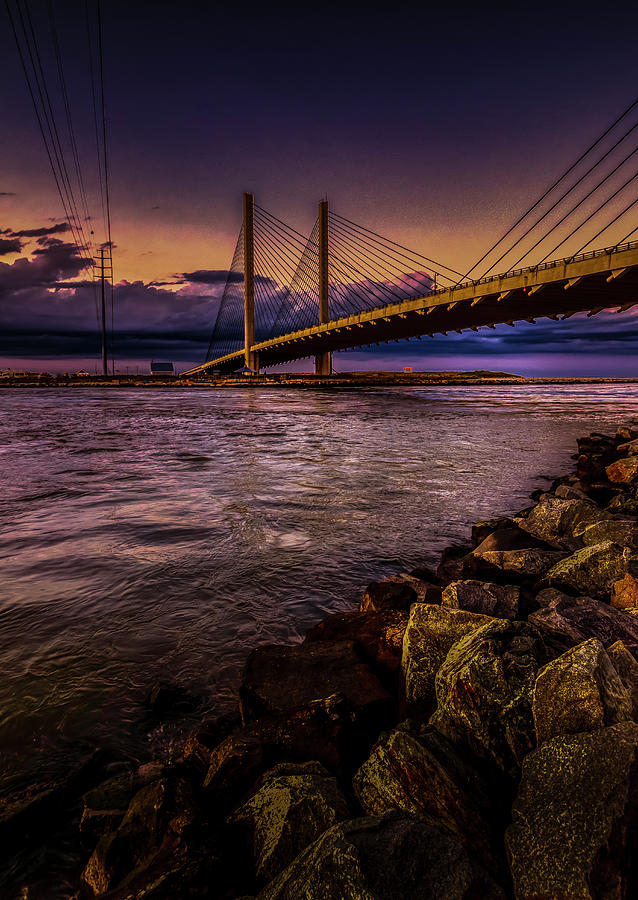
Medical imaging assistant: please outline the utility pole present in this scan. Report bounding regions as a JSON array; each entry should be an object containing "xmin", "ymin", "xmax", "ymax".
[
  {"xmin": 243, "ymin": 192, "xmax": 257, "ymax": 372},
  {"xmin": 315, "ymin": 198, "xmax": 332, "ymax": 376},
  {"xmin": 98, "ymin": 247, "xmax": 108, "ymax": 376}
]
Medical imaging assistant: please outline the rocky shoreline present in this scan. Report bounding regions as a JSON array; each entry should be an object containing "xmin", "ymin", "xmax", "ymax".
[{"xmin": 8, "ymin": 422, "xmax": 638, "ymax": 898}]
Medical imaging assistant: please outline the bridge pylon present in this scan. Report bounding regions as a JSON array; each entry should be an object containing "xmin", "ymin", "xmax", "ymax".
[
  {"xmin": 315, "ymin": 198, "xmax": 332, "ymax": 376},
  {"xmin": 243, "ymin": 191, "xmax": 258, "ymax": 372}
]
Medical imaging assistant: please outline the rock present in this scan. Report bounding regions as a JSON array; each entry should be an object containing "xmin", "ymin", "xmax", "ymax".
[
  {"xmin": 436, "ymin": 543, "xmax": 473, "ymax": 584},
  {"xmin": 467, "ymin": 548, "xmax": 566, "ymax": 582},
  {"xmin": 430, "ymin": 619, "xmax": 547, "ymax": 777},
  {"xmin": 80, "ymin": 764, "xmax": 163, "ymax": 846},
  {"xmin": 611, "ymin": 572, "xmax": 638, "ymax": 610},
  {"xmin": 540, "ymin": 540, "xmax": 633, "ymax": 599},
  {"xmin": 258, "ymin": 812, "xmax": 506, "ymax": 900},
  {"xmin": 618, "ymin": 437, "xmax": 638, "ymax": 455},
  {"xmin": 182, "ymin": 714, "xmax": 240, "ymax": 774},
  {"xmin": 608, "ymin": 640, "xmax": 638, "ymax": 719},
  {"xmin": 352, "ymin": 725, "xmax": 503, "ymax": 871},
  {"xmin": 203, "ymin": 694, "xmax": 359, "ymax": 801},
  {"xmin": 505, "ymin": 722, "xmax": 638, "ymax": 900},
  {"xmin": 607, "ymin": 493, "xmax": 638, "ymax": 515},
  {"xmin": 472, "ymin": 517, "xmax": 512, "ymax": 546},
  {"xmin": 387, "ymin": 573, "xmax": 442, "ymax": 604},
  {"xmin": 473, "ymin": 521, "xmax": 539, "ymax": 555},
  {"xmin": 555, "ymin": 483, "xmax": 589, "ymax": 501},
  {"xmin": 529, "ymin": 594, "xmax": 638, "ymax": 656},
  {"xmin": 607, "ymin": 456, "xmax": 638, "ymax": 484},
  {"xmin": 617, "ymin": 425, "xmax": 638, "ymax": 442},
  {"xmin": 441, "ymin": 580, "xmax": 519, "ymax": 619},
  {"xmin": 228, "ymin": 761, "xmax": 349, "ymax": 883},
  {"xmin": 532, "ymin": 638, "xmax": 632, "ymax": 745},
  {"xmin": 573, "ymin": 516, "xmax": 638, "ymax": 548},
  {"xmin": 534, "ymin": 587, "xmax": 571, "ymax": 607},
  {"xmin": 240, "ymin": 642, "xmax": 392, "ymax": 730},
  {"xmin": 82, "ymin": 776, "xmax": 196, "ymax": 895},
  {"xmin": 360, "ymin": 580, "xmax": 417, "ymax": 613},
  {"xmin": 144, "ymin": 681, "xmax": 201, "ymax": 717},
  {"xmin": 515, "ymin": 495, "xmax": 607, "ymax": 549},
  {"xmin": 303, "ymin": 609, "xmax": 408, "ymax": 680},
  {"xmin": 401, "ymin": 604, "xmax": 493, "ymax": 720}
]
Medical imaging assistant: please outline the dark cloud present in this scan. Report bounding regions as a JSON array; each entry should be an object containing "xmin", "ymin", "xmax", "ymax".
[
  {"xmin": 8, "ymin": 222, "xmax": 71, "ymax": 238},
  {"xmin": 0, "ymin": 237, "xmax": 22, "ymax": 255},
  {"xmin": 0, "ymin": 238, "xmax": 90, "ymax": 299},
  {"xmin": 180, "ymin": 269, "xmax": 243, "ymax": 284},
  {"xmin": 0, "ymin": 192, "xmax": 16, "ymax": 197}
]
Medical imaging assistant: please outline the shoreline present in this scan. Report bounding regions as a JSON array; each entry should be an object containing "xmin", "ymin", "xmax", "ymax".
[
  {"xmin": 3, "ymin": 372, "xmax": 638, "ymax": 389},
  {"xmin": 5, "ymin": 422, "xmax": 638, "ymax": 896}
]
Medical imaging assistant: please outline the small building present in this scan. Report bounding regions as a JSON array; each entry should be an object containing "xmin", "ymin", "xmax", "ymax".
[
  {"xmin": 76, "ymin": 370, "xmax": 90, "ymax": 377},
  {"xmin": 403, "ymin": 366, "xmax": 413, "ymax": 373},
  {"xmin": 150, "ymin": 361, "xmax": 174, "ymax": 375}
]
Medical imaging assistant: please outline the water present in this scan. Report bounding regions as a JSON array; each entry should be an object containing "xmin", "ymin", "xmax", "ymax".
[{"xmin": 1, "ymin": 383, "xmax": 638, "ymax": 889}]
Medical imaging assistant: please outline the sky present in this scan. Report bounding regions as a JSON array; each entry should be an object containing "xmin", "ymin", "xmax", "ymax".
[{"xmin": 1, "ymin": 0, "xmax": 638, "ymax": 375}]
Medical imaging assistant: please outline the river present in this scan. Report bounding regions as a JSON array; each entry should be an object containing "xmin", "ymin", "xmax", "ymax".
[{"xmin": 1, "ymin": 384, "xmax": 638, "ymax": 825}]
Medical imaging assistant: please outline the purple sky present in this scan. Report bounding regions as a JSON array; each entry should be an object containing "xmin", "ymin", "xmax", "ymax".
[{"xmin": 1, "ymin": 1, "xmax": 638, "ymax": 374}]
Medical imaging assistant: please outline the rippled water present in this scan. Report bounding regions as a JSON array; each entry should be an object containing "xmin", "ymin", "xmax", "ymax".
[{"xmin": 2, "ymin": 385, "xmax": 638, "ymax": 829}]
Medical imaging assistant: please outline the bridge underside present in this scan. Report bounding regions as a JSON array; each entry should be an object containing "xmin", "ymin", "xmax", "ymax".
[{"xmin": 184, "ymin": 244, "xmax": 638, "ymax": 375}]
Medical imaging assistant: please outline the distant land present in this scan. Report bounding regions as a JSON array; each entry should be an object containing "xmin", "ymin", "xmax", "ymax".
[{"xmin": 2, "ymin": 370, "xmax": 638, "ymax": 388}]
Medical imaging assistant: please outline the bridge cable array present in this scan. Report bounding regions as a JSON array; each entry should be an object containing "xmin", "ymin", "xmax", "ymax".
[
  {"xmin": 5, "ymin": 0, "xmax": 115, "ymax": 366},
  {"xmin": 458, "ymin": 94, "xmax": 638, "ymax": 285}
]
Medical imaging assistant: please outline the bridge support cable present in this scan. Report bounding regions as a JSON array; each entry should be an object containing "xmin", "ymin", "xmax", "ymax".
[
  {"xmin": 499, "ymin": 139, "xmax": 638, "ymax": 274},
  {"xmin": 205, "ymin": 225, "xmax": 245, "ymax": 362},
  {"xmin": 315, "ymin": 199, "xmax": 332, "ymax": 375},
  {"xmin": 454, "ymin": 94, "xmax": 638, "ymax": 285}
]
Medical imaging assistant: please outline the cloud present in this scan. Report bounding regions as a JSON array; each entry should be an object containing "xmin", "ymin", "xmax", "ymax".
[
  {"xmin": 180, "ymin": 269, "xmax": 244, "ymax": 284},
  {"xmin": 0, "ymin": 237, "xmax": 22, "ymax": 255},
  {"xmin": 8, "ymin": 222, "xmax": 71, "ymax": 238},
  {"xmin": 0, "ymin": 192, "xmax": 16, "ymax": 197}
]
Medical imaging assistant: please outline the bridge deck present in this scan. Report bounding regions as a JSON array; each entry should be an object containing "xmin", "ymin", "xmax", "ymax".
[{"xmin": 183, "ymin": 241, "xmax": 638, "ymax": 375}]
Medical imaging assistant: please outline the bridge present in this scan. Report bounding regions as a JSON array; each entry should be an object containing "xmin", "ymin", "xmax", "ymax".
[{"xmin": 184, "ymin": 103, "xmax": 638, "ymax": 377}]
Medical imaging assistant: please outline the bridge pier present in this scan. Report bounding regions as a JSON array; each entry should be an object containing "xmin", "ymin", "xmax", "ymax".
[
  {"xmin": 314, "ymin": 198, "xmax": 332, "ymax": 376},
  {"xmin": 243, "ymin": 191, "xmax": 259, "ymax": 373}
]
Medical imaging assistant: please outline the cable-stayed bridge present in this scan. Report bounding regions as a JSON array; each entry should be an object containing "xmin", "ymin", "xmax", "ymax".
[{"xmin": 185, "ymin": 97, "xmax": 638, "ymax": 377}]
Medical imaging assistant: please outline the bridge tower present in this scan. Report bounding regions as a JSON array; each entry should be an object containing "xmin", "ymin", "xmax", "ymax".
[
  {"xmin": 315, "ymin": 199, "xmax": 332, "ymax": 376},
  {"xmin": 243, "ymin": 191, "xmax": 258, "ymax": 372}
]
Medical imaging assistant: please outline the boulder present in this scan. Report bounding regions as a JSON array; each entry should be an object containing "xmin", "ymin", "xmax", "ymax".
[
  {"xmin": 533, "ymin": 587, "xmax": 571, "ymax": 607},
  {"xmin": 515, "ymin": 495, "xmax": 607, "ymax": 550},
  {"xmin": 441, "ymin": 580, "xmax": 519, "ymax": 619},
  {"xmin": 529, "ymin": 594, "xmax": 638, "ymax": 656},
  {"xmin": 258, "ymin": 812, "xmax": 506, "ymax": 900},
  {"xmin": 303, "ymin": 609, "xmax": 408, "ymax": 680},
  {"xmin": 401, "ymin": 604, "xmax": 493, "ymax": 720},
  {"xmin": 240, "ymin": 641, "xmax": 392, "ymax": 729},
  {"xmin": 608, "ymin": 640, "xmax": 638, "ymax": 720},
  {"xmin": 611, "ymin": 572, "xmax": 638, "ymax": 611},
  {"xmin": 472, "ymin": 517, "xmax": 512, "ymax": 546},
  {"xmin": 555, "ymin": 483, "xmax": 589, "ymax": 501},
  {"xmin": 467, "ymin": 548, "xmax": 566, "ymax": 582},
  {"xmin": 532, "ymin": 638, "xmax": 631, "ymax": 745},
  {"xmin": 618, "ymin": 437, "xmax": 638, "ymax": 455},
  {"xmin": 572, "ymin": 517, "xmax": 638, "ymax": 548},
  {"xmin": 473, "ymin": 521, "xmax": 540, "ymax": 555},
  {"xmin": 352, "ymin": 725, "xmax": 502, "ymax": 871},
  {"xmin": 82, "ymin": 776, "xmax": 195, "ymax": 895},
  {"xmin": 360, "ymin": 580, "xmax": 417, "ymax": 613},
  {"xmin": 540, "ymin": 540, "xmax": 633, "ymax": 599},
  {"xmin": 202, "ymin": 694, "xmax": 357, "ymax": 801},
  {"xmin": 80, "ymin": 764, "xmax": 163, "ymax": 846},
  {"xmin": 182, "ymin": 714, "xmax": 240, "ymax": 774},
  {"xmin": 505, "ymin": 722, "xmax": 638, "ymax": 900},
  {"xmin": 607, "ymin": 494, "xmax": 638, "ymax": 515},
  {"xmin": 144, "ymin": 681, "xmax": 201, "ymax": 718},
  {"xmin": 228, "ymin": 761, "xmax": 349, "ymax": 883},
  {"xmin": 387, "ymin": 573, "xmax": 442, "ymax": 604},
  {"xmin": 430, "ymin": 619, "xmax": 548, "ymax": 777},
  {"xmin": 607, "ymin": 456, "xmax": 638, "ymax": 484},
  {"xmin": 436, "ymin": 544, "xmax": 473, "ymax": 584},
  {"xmin": 617, "ymin": 425, "xmax": 638, "ymax": 443}
]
